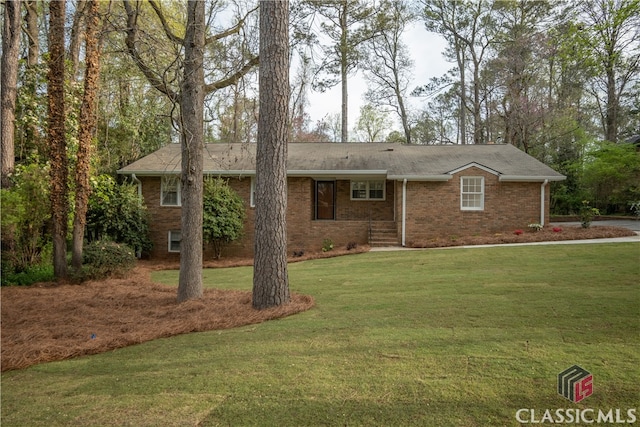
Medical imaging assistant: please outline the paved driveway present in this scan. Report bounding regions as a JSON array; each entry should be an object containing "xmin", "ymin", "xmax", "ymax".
[{"xmin": 550, "ymin": 219, "xmax": 640, "ymax": 233}]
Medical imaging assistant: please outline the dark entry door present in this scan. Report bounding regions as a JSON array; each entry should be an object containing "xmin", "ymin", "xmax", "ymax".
[{"xmin": 316, "ymin": 181, "xmax": 335, "ymax": 220}]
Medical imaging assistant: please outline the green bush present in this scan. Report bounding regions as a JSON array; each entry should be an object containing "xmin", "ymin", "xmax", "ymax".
[
  {"xmin": 203, "ymin": 177, "xmax": 246, "ymax": 259},
  {"xmin": 1, "ymin": 264, "xmax": 55, "ymax": 286},
  {"xmin": 0, "ymin": 163, "xmax": 51, "ymax": 274},
  {"xmin": 578, "ymin": 200, "xmax": 600, "ymax": 228},
  {"xmin": 580, "ymin": 141, "xmax": 640, "ymax": 213},
  {"xmin": 86, "ymin": 175, "xmax": 152, "ymax": 255},
  {"xmin": 77, "ymin": 240, "xmax": 137, "ymax": 281}
]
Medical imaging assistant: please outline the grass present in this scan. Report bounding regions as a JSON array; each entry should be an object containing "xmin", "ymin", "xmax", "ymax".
[{"xmin": 1, "ymin": 243, "xmax": 639, "ymax": 426}]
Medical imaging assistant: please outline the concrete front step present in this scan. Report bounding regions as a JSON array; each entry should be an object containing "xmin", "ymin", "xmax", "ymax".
[{"xmin": 369, "ymin": 222, "xmax": 399, "ymax": 247}]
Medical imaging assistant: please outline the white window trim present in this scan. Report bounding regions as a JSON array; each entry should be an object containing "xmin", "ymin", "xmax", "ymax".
[
  {"xmin": 161, "ymin": 175, "xmax": 181, "ymax": 207},
  {"xmin": 350, "ymin": 180, "xmax": 386, "ymax": 201},
  {"xmin": 168, "ymin": 230, "xmax": 181, "ymax": 253},
  {"xmin": 250, "ymin": 177, "xmax": 256, "ymax": 208},
  {"xmin": 460, "ymin": 176, "xmax": 485, "ymax": 211}
]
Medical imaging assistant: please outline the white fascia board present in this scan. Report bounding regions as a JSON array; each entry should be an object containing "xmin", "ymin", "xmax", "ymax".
[
  {"xmin": 499, "ymin": 175, "xmax": 566, "ymax": 182},
  {"xmin": 204, "ymin": 170, "xmax": 255, "ymax": 177},
  {"xmin": 287, "ymin": 170, "xmax": 387, "ymax": 179},
  {"xmin": 117, "ymin": 170, "xmax": 255, "ymax": 177},
  {"xmin": 448, "ymin": 162, "xmax": 500, "ymax": 176},
  {"xmin": 388, "ymin": 174, "xmax": 452, "ymax": 181},
  {"xmin": 116, "ymin": 170, "xmax": 171, "ymax": 176}
]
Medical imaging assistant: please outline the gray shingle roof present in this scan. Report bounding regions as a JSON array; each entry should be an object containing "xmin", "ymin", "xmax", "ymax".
[{"xmin": 118, "ymin": 142, "xmax": 565, "ymax": 182}]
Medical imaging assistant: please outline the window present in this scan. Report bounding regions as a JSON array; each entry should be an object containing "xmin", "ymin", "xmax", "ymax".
[
  {"xmin": 161, "ymin": 176, "xmax": 180, "ymax": 206},
  {"xmin": 461, "ymin": 176, "xmax": 484, "ymax": 210},
  {"xmin": 168, "ymin": 230, "xmax": 181, "ymax": 252},
  {"xmin": 250, "ymin": 177, "xmax": 256, "ymax": 208},
  {"xmin": 350, "ymin": 180, "xmax": 385, "ymax": 200}
]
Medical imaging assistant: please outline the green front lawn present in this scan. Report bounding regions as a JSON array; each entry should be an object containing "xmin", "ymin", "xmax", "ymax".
[{"xmin": 2, "ymin": 243, "xmax": 638, "ymax": 426}]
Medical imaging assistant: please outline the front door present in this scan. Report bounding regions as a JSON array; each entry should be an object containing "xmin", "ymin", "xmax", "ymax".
[{"xmin": 316, "ymin": 181, "xmax": 335, "ymax": 220}]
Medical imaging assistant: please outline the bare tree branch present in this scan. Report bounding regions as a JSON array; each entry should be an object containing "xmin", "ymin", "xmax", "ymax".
[
  {"xmin": 204, "ymin": 55, "xmax": 259, "ymax": 93},
  {"xmin": 147, "ymin": 0, "xmax": 184, "ymax": 45},
  {"xmin": 122, "ymin": 0, "xmax": 179, "ymax": 102}
]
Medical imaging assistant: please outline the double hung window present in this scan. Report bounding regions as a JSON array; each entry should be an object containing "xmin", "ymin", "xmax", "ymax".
[
  {"xmin": 161, "ymin": 176, "xmax": 180, "ymax": 206},
  {"xmin": 460, "ymin": 176, "xmax": 484, "ymax": 210},
  {"xmin": 168, "ymin": 230, "xmax": 181, "ymax": 252}
]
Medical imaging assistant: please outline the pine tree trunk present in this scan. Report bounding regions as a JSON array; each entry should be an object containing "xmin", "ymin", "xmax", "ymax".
[
  {"xmin": 72, "ymin": 0, "xmax": 102, "ymax": 270},
  {"xmin": 68, "ymin": 0, "xmax": 87, "ymax": 82},
  {"xmin": 1, "ymin": 0, "xmax": 21, "ymax": 188},
  {"xmin": 25, "ymin": 1, "xmax": 39, "ymax": 67},
  {"xmin": 177, "ymin": 0, "xmax": 205, "ymax": 302},
  {"xmin": 48, "ymin": 0, "xmax": 69, "ymax": 279},
  {"xmin": 340, "ymin": 2, "xmax": 348, "ymax": 143},
  {"xmin": 253, "ymin": 0, "xmax": 290, "ymax": 310}
]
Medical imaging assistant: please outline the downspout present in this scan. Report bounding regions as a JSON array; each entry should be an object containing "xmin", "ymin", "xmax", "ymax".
[
  {"xmin": 402, "ymin": 179, "xmax": 407, "ymax": 247},
  {"xmin": 131, "ymin": 173, "xmax": 142, "ymax": 199},
  {"xmin": 540, "ymin": 179, "xmax": 548, "ymax": 226}
]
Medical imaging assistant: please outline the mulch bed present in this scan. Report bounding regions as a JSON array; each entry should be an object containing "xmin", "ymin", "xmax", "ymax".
[
  {"xmin": 409, "ymin": 225, "xmax": 636, "ymax": 248},
  {"xmin": 0, "ymin": 266, "xmax": 314, "ymax": 372},
  {"xmin": 1, "ymin": 226, "xmax": 635, "ymax": 372}
]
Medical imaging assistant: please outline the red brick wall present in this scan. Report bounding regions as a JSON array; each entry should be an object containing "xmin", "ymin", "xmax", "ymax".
[
  {"xmin": 398, "ymin": 167, "xmax": 549, "ymax": 247},
  {"xmin": 276, "ymin": 178, "xmax": 388, "ymax": 254},
  {"xmin": 142, "ymin": 176, "xmax": 380, "ymax": 260},
  {"xmin": 335, "ymin": 180, "xmax": 395, "ymax": 221},
  {"xmin": 141, "ymin": 170, "xmax": 549, "ymax": 259}
]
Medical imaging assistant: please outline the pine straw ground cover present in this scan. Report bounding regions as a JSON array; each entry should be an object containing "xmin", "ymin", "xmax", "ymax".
[
  {"xmin": 0, "ymin": 266, "xmax": 315, "ymax": 372},
  {"xmin": 409, "ymin": 225, "xmax": 635, "ymax": 248},
  {"xmin": 0, "ymin": 225, "xmax": 635, "ymax": 372}
]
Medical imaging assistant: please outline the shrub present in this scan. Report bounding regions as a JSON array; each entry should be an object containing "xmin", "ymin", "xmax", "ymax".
[
  {"xmin": 578, "ymin": 200, "xmax": 600, "ymax": 228},
  {"xmin": 0, "ymin": 163, "xmax": 51, "ymax": 274},
  {"xmin": 1, "ymin": 264, "xmax": 55, "ymax": 286},
  {"xmin": 202, "ymin": 177, "xmax": 246, "ymax": 259},
  {"xmin": 77, "ymin": 240, "xmax": 136, "ymax": 281},
  {"xmin": 630, "ymin": 201, "xmax": 640, "ymax": 219},
  {"xmin": 528, "ymin": 223, "xmax": 543, "ymax": 232},
  {"xmin": 322, "ymin": 238, "xmax": 334, "ymax": 252},
  {"xmin": 86, "ymin": 175, "xmax": 152, "ymax": 256},
  {"xmin": 346, "ymin": 241, "xmax": 358, "ymax": 250}
]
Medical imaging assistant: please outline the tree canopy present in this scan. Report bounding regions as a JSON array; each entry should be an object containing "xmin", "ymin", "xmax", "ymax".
[{"xmin": 0, "ymin": 0, "xmax": 638, "ymax": 285}]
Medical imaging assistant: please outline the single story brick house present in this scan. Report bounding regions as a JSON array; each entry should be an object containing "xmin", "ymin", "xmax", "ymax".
[{"xmin": 118, "ymin": 142, "xmax": 565, "ymax": 259}]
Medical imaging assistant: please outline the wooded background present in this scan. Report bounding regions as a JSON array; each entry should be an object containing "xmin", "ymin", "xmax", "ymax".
[{"xmin": 1, "ymin": 0, "xmax": 638, "ymax": 285}]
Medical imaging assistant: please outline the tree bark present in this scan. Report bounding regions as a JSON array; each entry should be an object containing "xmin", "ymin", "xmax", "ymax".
[
  {"xmin": 1, "ymin": 0, "xmax": 21, "ymax": 188},
  {"xmin": 177, "ymin": 0, "xmax": 205, "ymax": 302},
  {"xmin": 23, "ymin": 0, "xmax": 44, "ymax": 155},
  {"xmin": 48, "ymin": 0, "xmax": 69, "ymax": 279},
  {"xmin": 72, "ymin": 0, "xmax": 102, "ymax": 270},
  {"xmin": 69, "ymin": 0, "xmax": 88, "ymax": 82},
  {"xmin": 340, "ymin": 1, "xmax": 348, "ymax": 143},
  {"xmin": 25, "ymin": 1, "xmax": 39, "ymax": 67},
  {"xmin": 253, "ymin": 0, "xmax": 290, "ymax": 310}
]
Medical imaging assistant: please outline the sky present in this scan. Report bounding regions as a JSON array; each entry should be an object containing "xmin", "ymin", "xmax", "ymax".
[{"xmin": 305, "ymin": 21, "xmax": 451, "ymax": 137}]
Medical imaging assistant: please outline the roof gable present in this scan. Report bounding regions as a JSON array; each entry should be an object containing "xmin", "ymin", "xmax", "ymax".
[{"xmin": 447, "ymin": 162, "xmax": 500, "ymax": 176}]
